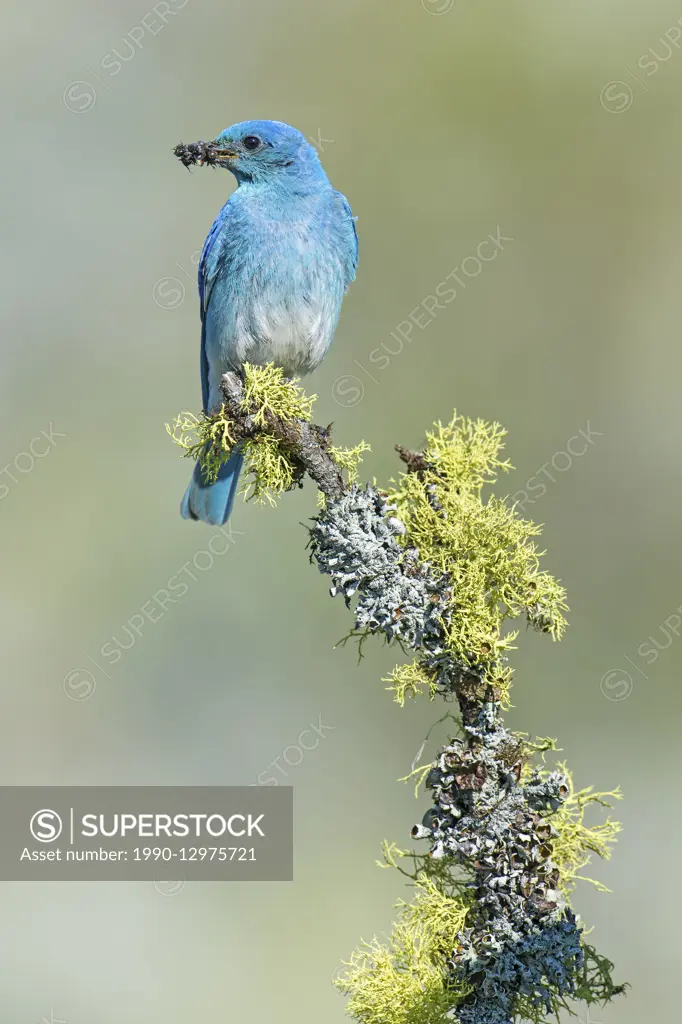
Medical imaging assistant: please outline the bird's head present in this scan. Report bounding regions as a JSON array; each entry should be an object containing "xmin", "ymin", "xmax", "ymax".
[{"xmin": 175, "ymin": 120, "xmax": 326, "ymax": 187}]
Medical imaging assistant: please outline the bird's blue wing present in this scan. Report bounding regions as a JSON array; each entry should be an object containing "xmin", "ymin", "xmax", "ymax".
[
  {"xmin": 198, "ymin": 323, "xmax": 211, "ymax": 413},
  {"xmin": 334, "ymin": 190, "xmax": 358, "ymax": 290},
  {"xmin": 198, "ymin": 204, "xmax": 229, "ymax": 411}
]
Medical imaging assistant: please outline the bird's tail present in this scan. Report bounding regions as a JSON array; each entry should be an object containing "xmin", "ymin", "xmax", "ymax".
[{"xmin": 180, "ymin": 447, "xmax": 244, "ymax": 525}]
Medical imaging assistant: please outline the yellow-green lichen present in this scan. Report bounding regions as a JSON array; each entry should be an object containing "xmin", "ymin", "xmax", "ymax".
[
  {"xmin": 547, "ymin": 766, "xmax": 622, "ymax": 894},
  {"xmin": 166, "ymin": 406, "xmax": 236, "ymax": 484},
  {"xmin": 239, "ymin": 434, "xmax": 297, "ymax": 505},
  {"xmin": 167, "ymin": 363, "xmax": 369, "ymax": 507},
  {"xmin": 329, "ymin": 441, "xmax": 372, "ymax": 485},
  {"xmin": 241, "ymin": 361, "xmax": 316, "ymax": 425},
  {"xmin": 384, "ymin": 658, "xmax": 515, "ymax": 709},
  {"xmin": 385, "ymin": 414, "xmax": 568, "ymax": 699},
  {"xmin": 384, "ymin": 661, "xmax": 440, "ymax": 705},
  {"xmin": 335, "ymin": 877, "xmax": 472, "ymax": 1024}
]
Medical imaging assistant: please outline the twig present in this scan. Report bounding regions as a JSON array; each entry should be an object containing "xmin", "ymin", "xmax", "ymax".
[{"xmin": 395, "ymin": 443, "xmax": 429, "ymax": 475}]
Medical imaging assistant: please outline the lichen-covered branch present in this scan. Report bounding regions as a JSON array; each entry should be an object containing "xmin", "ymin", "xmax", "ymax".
[
  {"xmin": 167, "ymin": 363, "xmax": 367, "ymax": 506},
  {"xmin": 219, "ymin": 369, "xmax": 347, "ymax": 499},
  {"xmin": 308, "ymin": 416, "xmax": 625, "ymax": 1024},
  {"xmin": 167, "ymin": 368, "xmax": 626, "ymax": 1024}
]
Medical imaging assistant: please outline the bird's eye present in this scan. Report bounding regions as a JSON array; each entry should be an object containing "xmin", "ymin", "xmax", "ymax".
[{"xmin": 242, "ymin": 135, "xmax": 261, "ymax": 151}]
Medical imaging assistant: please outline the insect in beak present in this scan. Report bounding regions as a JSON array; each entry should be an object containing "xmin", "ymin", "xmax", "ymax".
[{"xmin": 173, "ymin": 141, "xmax": 238, "ymax": 168}]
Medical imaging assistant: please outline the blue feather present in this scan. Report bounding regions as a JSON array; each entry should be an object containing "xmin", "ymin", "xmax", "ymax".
[{"xmin": 181, "ymin": 448, "xmax": 244, "ymax": 526}]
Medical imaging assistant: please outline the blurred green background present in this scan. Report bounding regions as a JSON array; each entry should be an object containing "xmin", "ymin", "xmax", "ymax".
[{"xmin": 1, "ymin": 0, "xmax": 681, "ymax": 1019}]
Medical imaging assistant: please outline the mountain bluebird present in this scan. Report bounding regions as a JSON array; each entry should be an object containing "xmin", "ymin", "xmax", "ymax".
[{"xmin": 178, "ymin": 119, "xmax": 358, "ymax": 525}]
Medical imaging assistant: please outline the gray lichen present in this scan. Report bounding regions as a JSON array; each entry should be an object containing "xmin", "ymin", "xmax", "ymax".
[
  {"xmin": 309, "ymin": 485, "xmax": 452, "ymax": 649},
  {"xmin": 456, "ymin": 912, "xmax": 584, "ymax": 1024},
  {"xmin": 524, "ymin": 770, "xmax": 570, "ymax": 813},
  {"xmin": 414, "ymin": 722, "xmax": 582, "ymax": 1022}
]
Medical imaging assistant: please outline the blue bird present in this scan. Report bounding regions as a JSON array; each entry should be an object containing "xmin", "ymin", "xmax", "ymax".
[{"xmin": 179, "ymin": 119, "xmax": 358, "ymax": 525}]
